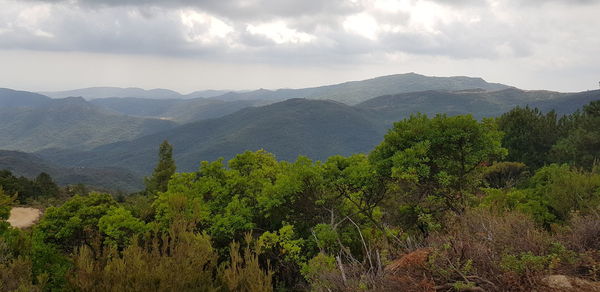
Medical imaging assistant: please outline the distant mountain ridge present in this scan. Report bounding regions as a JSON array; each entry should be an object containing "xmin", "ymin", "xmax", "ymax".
[
  {"xmin": 36, "ymin": 73, "xmax": 510, "ymax": 105},
  {"xmin": 0, "ymin": 88, "xmax": 52, "ymax": 108},
  {"xmin": 40, "ymin": 87, "xmax": 184, "ymax": 100},
  {"xmin": 205, "ymin": 73, "xmax": 511, "ymax": 105}
]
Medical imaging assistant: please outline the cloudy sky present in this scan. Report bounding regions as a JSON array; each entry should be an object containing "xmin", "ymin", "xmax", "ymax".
[{"xmin": 0, "ymin": 0, "xmax": 599, "ymax": 93}]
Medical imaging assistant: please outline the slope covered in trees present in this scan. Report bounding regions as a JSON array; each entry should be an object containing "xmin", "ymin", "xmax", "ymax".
[
  {"xmin": 0, "ymin": 96, "xmax": 176, "ymax": 152},
  {"xmin": 357, "ymin": 88, "xmax": 567, "ymax": 124},
  {"xmin": 0, "ymin": 150, "xmax": 142, "ymax": 192},
  {"xmin": 90, "ymin": 97, "xmax": 269, "ymax": 123},
  {"xmin": 39, "ymin": 98, "xmax": 384, "ymax": 174}
]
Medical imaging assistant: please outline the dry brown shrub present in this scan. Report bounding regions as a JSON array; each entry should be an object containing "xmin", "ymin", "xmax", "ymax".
[
  {"xmin": 556, "ymin": 212, "xmax": 600, "ymax": 281},
  {"xmin": 384, "ymin": 249, "xmax": 435, "ymax": 292},
  {"xmin": 426, "ymin": 208, "xmax": 553, "ymax": 291}
]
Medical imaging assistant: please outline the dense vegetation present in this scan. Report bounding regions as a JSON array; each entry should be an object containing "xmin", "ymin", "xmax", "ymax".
[
  {"xmin": 1, "ymin": 101, "xmax": 600, "ymax": 291},
  {"xmin": 0, "ymin": 150, "xmax": 142, "ymax": 192}
]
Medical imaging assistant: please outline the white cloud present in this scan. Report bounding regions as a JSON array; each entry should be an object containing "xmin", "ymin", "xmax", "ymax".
[
  {"xmin": 180, "ymin": 10, "xmax": 234, "ymax": 44},
  {"xmin": 246, "ymin": 21, "xmax": 315, "ymax": 44},
  {"xmin": 343, "ymin": 13, "xmax": 379, "ymax": 40}
]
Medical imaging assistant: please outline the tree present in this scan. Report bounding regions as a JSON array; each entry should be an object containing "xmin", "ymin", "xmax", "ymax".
[
  {"xmin": 145, "ymin": 140, "xmax": 176, "ymax": 195},
  {"xmin": 369, "ymin": 114, "xmax": 506, "ymax": 230},
  {"xmin": 497, "ymin": 106, "xmax": 562, "ymax": 169},
  {"xmin": 34, "ymin": 172, "xmax": 60, "ymax": 198},
  {"xmin": 98, "ymin": 207, "xmax": 147, "ymax": 249},
  {"xmin": 552, "ymin": 101, "xmax": 600, "ymax": 169},
  {"xmin": 0, "ymin": 187, "xmax": 15, "ymax": 233},
  {"xmin": 34, "ymin": 192, "xmax": 117, "ymax": 253}
]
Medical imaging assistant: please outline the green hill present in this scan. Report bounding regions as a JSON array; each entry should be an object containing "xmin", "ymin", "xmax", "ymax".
[
  {"xmin": 39, "ymin": 99, "xmax": 383, "ymax": 174},
  {"xmin": 357, "ymin": 88, "xmax": 566, "ymax": 125},
  {"xmin": 0, "ymin": 96, "xmax": 176, "ymax": 152},
  {"xmin": 90, "ymin": 97, "xmax": 269, "ymax": 123}
]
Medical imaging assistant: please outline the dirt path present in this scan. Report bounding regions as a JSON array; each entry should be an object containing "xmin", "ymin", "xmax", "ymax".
[{"xmin": 7, "ymin": 207, "xmax": 42, "ymax": 229}]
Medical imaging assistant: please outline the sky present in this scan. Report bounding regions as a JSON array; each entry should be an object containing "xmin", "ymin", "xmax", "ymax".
[{"xmin": 0, "ymin": 0, "xmax": 599, "ymax": 93}]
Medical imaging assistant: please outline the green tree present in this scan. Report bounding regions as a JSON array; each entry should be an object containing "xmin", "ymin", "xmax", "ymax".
[
  {"xmin": 145, "ymin": 140, "xmax": 176, "ymax": 195},
  {"xmin": 370, "ymin": 114, "xmax": 506, "ymax": 230},
  {"xmin": 34, "ymin": 192, "xmax": 117, "ymax": 253},
  {"xmin": 98, "ymin": 207, "xmax": 147, "ymax": 249},
  {"xmin": 552, "ymin": 101, "xmax": 600, "ymax": 168},
  {"xmin": 0, "ymin": 187, "xmax": 15, "ymax": 234},
  {"xmin": 497, "ymin": 106, "xmax": 563, "ymax": 169},
  {"xmin": 34, "ymin": 172, "xmax": 60, "ymax": 198}
]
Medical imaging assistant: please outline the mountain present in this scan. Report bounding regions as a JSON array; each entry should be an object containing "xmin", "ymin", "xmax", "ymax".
[
  {"xmin": 40, "ymin": 87, "xmax": 184, "ymax": 100},
  {"xmin": 36, "ymin": 87, "xmax": 599, "ymax": 177},
  {"xmin": 0, "ymin": 88, "xmax": 52, "ymax": 108},
  {"xmin": 38, "ymin": 99, "xmax": 384, "ymax": 174},
  {"xmin": 0, "ymin": 150, "xmax": 142, "ymax": 192},
  {"xmin": 185, "ymin": 90, "xmax": 239, "ymax": 99},
  {"xmin": 531, "ymin": 90, "xmax": 600, "ymax": 115},
  {"xmin": 208, "ymin": 73, "xmax": 511, "ymax": 105},
  {"xmin": 357, "ymin": 88, "xmax": 566, "ymax": 124},
  {"xmin": 90, "ymin": 97, "xmax": 270, "ymax": 123},
  {"xmin": 0, "ymin": 96, "xmax": 176, "ymax": 152}
]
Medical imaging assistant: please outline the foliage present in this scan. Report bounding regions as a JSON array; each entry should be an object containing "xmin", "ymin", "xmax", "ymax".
[
  {"xmin": 370, "ymin": 113, "xmax": 506, "ymax": 231},
  {"xmin": 98, "ymin": 207, "xmax": 146, "ymax": 248},
  {"xmin": 0, "ymin": 170, "xmax": 62, "ymax": 203},
  {"xmin": 497, "ymin": 106, "xmax": 564, "ymax": 169},
  {"xmin": 34, "ymin": 192, "xmax": 117, "ymax": 253},
  {"xmin": 552, "ymin": 101, "xmax": 600, "ymax": 169},
  {"xmin": 145, "ymin": 140, "xmax": 176, "ymax": 195},
  {"xmin": 483, "ymin": 161, "xmax": 528, "ymax": 188},
  {"xmin": 69, "ymin": 223, "xmax": 219, "ymax": 292}
]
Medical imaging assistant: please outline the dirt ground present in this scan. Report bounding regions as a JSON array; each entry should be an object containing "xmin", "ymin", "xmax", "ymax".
[{"xmin": 7, "ymin": 207, "xmax": 42, "ymax": 229}]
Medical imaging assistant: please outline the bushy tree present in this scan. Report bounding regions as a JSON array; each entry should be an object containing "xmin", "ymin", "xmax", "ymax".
[
  {"xmin": 552, "ymin": 101, "xmax": 600, "ymax": 168},
  {"xmin": 34, "ymin": 192, "xmax": 117, "ymax": 253},
  {"xmin": 98, "ymin": 207, "xmax": 147, "ymax": 248},
  {"xmin": 497, "ymin": 106, "xmax": 563, "ymax": 169},
  {"xmin": 370, "ymin": 114, "xmax": 506, "ymax": 230}
]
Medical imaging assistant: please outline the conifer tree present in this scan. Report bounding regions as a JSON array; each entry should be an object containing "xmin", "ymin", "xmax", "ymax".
[{"xmin": 145, "ymin": 140, "xmax": 176, "ymax": 195}]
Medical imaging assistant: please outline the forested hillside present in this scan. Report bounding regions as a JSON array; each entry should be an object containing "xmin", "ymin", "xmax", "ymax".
[
  {"xmin": 0, "ymin": 151, "xmax": 142, "ymax": 192},
  {"xmin": 90, "ymin": 97, "xmax": 269, "ymax": 123},
  {"xmin": 36, "ymin": 87, "xmax": 600, "ymax": 177},
  {"xmin": 2, "ymin": 101, "xmax": 600, "ymax": 291},
  {"xmin": 39, "ymin": 99, "xmax": 383, "ymax": 174},
  {"xmin": 0, "ymin": 96, "xmax": 176, "ymax": 152}
]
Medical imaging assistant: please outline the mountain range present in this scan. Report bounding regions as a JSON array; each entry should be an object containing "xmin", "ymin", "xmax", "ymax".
[
  {"xmin": 0, "ymin": 89, "xmax": 176, "ymax": 152},
  {"xmin": 1, "ymin": 73, "xmax": 598, "ymax": 191}
]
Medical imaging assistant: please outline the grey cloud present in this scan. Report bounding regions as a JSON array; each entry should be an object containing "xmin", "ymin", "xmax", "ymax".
[
  {"xmin": 27, "ymin": 0, "xmax": 360, "ymax": 21},
  {"xmin": 1, "ymin": 0, "xmax": 598, "ymax": 68}
]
